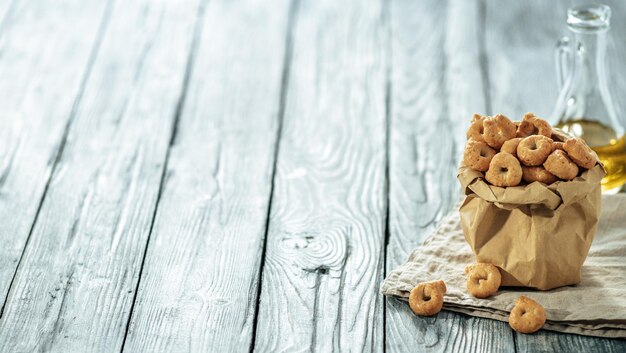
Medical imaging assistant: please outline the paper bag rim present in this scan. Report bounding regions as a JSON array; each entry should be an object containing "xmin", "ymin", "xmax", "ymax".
[{"xmin": 457, "ymin": 163, "xmax": 605, "ymax": 210}]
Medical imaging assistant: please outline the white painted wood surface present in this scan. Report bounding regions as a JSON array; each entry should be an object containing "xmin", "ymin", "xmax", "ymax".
[
  {"xmin": 122, "ymin": 0, "xmax": 293, "ymax": 352},
  {"xmin": 484, "ymin": 0, "xmax": 568, "ymax": 120},
  {"xmin": 0, "ymin": 0, "xmax": 18, "ymax": 28},
  {"xmin": 252, "ymin": 0, "xmax": 388, "ymax": 351},
  {"xmin": 0, "ymin": 0, "xmax": 110, "ymax": 311},
  {"xmin": 0, "ymin": 0, "xmax": 203, "ymax": 351},
  {"xmin": 385, "ymin": 0, "xmax": 515, "ymax": 352},
  {"xmin": 0, "ymin": 0, "xmax": 623, "ymax": 352}
]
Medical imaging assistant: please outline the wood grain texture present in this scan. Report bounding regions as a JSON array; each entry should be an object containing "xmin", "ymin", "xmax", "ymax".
[
  {"xmin": 253, "ymin": 0, "xmax": 388, "ymax": 351},
  {"xmin": 385, "ymin": 0, "xmax": 515, "ymax": 352},
  {"xmin": 388, "ymin": 298, "xmax": 515, "ymax": 353},
  {"xmin": 485, "ymin": 1, "xmax": 626, "ymax": 351},
  {"xmin": 0, "ymin": 0, "xmax": 203, "ymax": 351},
  {"xmin": 484, "ymin": 0, "xmax": 568, "ymax": 119},
  {"xmin": 0, "ymin": 0, "xmax": 18, "ymax": 30},
  {"xmin": 515, "ymin": 330, "xmax": 626, "ymax": 353},
  {"xmin": 0, "ymin": 0, "xmax": 110, "ymax": 311},
  {"xmin": 121, "ymin": 0, "xmax": 293, "ymax": 352}
]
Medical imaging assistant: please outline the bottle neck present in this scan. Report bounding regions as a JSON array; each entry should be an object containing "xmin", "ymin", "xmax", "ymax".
[
  {"xmin": 573, "ymin": 31, "xmax": 606, "ymax": 82},
  {"xmin": 563, "ymin": 29, "xmax": 624, "ymax": 138},
  {"xmin": 553, "ymin": 3, "xmax": 624, "ymax": 143}
]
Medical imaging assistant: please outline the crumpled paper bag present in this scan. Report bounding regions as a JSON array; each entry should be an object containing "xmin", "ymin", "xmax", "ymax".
[
  {"xmin": 381, "ymin": 194, "xmax": 626, "ymax": 338},
  {"xmin": 457, "ymin": 163, "xmax": 605, "ymax": 290}
]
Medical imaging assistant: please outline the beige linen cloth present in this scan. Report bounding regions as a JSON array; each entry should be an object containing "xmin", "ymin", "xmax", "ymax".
[{"xmin": 382, "ymin": 194, "xmax": 626, "ymax": 338}]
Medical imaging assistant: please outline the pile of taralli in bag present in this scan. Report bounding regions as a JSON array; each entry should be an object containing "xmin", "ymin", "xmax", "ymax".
[
  {"xmin": 407, "ymin": 112, "xmax": 605, "ymax": 334},
  {"xmin": 463, "ymin": 113, "xmax": 597, "ymax": 186}
]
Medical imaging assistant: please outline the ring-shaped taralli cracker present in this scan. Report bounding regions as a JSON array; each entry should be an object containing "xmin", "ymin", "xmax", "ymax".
[
  {"xmin": 463, "ymin": 140, "xmax": 496, "ymax": 172},
  {"xmin": 501, "ymin": 137, "xmax": 522, "ymax": 156},
  {"xmin": 408, "ymin": 280, "xmax": 447, "ymax": 317},
  {"xmin": 483, "ymin": 114, "xmax": 517, "ymax": 149},
  {"xmin": 564, "ymin": 137, "xmax": 597, "ymax": 169},
  {"xmin": 464, "ymin": 263, "xmax": 501, "ymax": 298},
  {"xmin": 544, "ymin": 150, "xmax": 579, "ymax": 180},
  {"xmin": 517, "ymin": 135, "xmax": 553, "ymax": 166},
  {"xmin": 485, "ymin": 152, "xmax": 523, "ymax": 187},
  {"xmin": 508, "ymin": 296, "xmax": 547, "ymax": 334},
  {"xmin": 522, "ymin": 166, "xmax": 558, "ymax": 184},
  {"xmin": 516, "ymin": 112, "xmax": 552, "ymax": 138},
  {"xmin": 467, "ymin": 114, "xmax": 486, "ymax": 142},
  {"xmin": 552, "ymin": 141, "xmax": 565, "ymax": 151}
]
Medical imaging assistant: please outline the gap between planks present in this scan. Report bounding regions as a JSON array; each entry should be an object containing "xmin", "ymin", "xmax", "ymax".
[
  {"xmin": 248, "ymin": 0, "xmax": 299, "ymax": 351},
  {"xmin": 118, "ymin": 0, "xmax": 209, "ymax": 350},
  {"xmin": 0, "ymin": 0, "xmax": 207, "ymax": 351},
  {"xmin": 0, "ymin": 0, "xmax": 115, "ymax": 320}
]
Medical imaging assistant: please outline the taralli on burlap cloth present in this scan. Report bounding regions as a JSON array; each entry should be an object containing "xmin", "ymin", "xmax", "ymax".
[{"xmin": 381, "ymin": 194, "xmax": 626, "ymax": 338}]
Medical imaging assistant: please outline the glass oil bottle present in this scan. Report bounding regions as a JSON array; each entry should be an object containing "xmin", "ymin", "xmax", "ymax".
[{"xmin": 552, "ymin": 4, "xmax": 626, "ymax": 193}]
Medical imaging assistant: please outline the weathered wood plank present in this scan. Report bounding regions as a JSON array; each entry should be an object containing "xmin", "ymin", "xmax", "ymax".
[
  {"xmin": 121, "ymin": 0, "xmax": 293, "ymax": 352},
  {"xmin": 252, "ymin": 0, "xmax": 388, "ymax": 351},
  {"xmin": 0, "ymin": 0, "xmax": 110, "ymax": 311},
  {"xmin": 387, "ymin": 299, "xmax": 515, "ymax": 353},
  {"xmin": 0, "ymin": 0, "xmax": 203, "ymax": 351},
  {"xmin": 484, "ymin": 0, "xmax": 568, "ymax": 119},
  {"xmin": 485, "ymin": 0, "xmax": 626, "ymax": 351},
  {"xmin": 385, "ymin": 0, "xmax": 515, "ymax": 352},
  {"xmin": 0, "ymin": 0, "xmax": 18, "ymax": 29},
  {"xmin": 515, "ymin": 330, "xmax": 626, "ymax": 353}
]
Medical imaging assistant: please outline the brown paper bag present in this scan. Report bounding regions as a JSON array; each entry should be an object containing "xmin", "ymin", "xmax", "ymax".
[{"xmin": 457, "ymin": 163, "xmax": 605, "ymax": 290}]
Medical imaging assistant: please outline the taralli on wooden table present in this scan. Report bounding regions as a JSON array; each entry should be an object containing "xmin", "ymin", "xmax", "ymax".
[
  {"xmin": 408, "ymin": 280, "xmax": 447, "ymax": 317},
  {"xmin": 464, "ymin": 263, "xmax": 501, "ymax": 298},
  {"xmin": 508, "ymin": 296, "xmax": 547, "ymax": 334}
]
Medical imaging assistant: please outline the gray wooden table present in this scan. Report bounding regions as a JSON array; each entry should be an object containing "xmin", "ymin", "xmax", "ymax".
[{"xmin": 0, "ymin": 0, "xmax": 625, "ymax": 352}]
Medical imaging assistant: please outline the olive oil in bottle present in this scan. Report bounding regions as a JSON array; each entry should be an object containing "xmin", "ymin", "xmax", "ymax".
[
  {"xmin": 552, "ymin": 5, "xmax": 626, "ymax": 193},
  {"xmin": 556, "ymin": 119, "xmax": 626, "ymax": 193}
]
